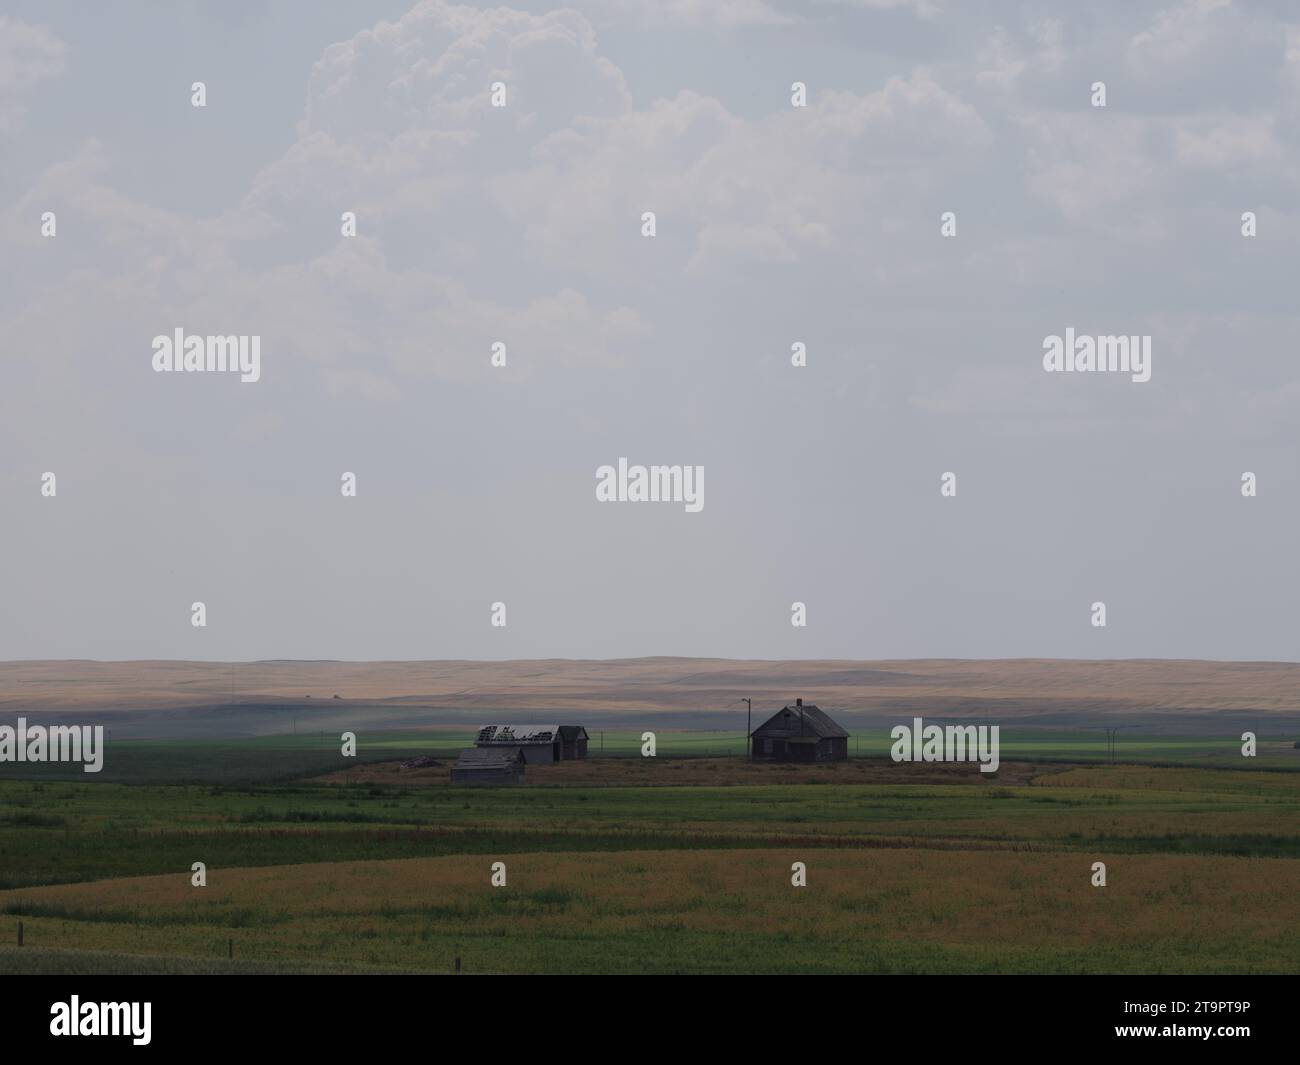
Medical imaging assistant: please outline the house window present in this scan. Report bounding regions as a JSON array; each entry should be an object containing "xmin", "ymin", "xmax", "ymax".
[{"xmin": 763, "ymin": 739, "xmax": 773, "ymax": 754}]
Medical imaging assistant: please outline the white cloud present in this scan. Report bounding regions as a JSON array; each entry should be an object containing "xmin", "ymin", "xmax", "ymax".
[
  {"xmin": 4, "ymin": 0, "xmax": 1300, "ymax": 660},
  {"xmin": 1128, "ymin": 0, "xmax": 1233, "ymax": 75},
  {"xmin": 299, "ymin": 1, "xmax": 630, "ymax": 144},
  {"xmin": 812, "ymin": 0, "xmax": 941, "ymax": 18},
  {"xmin": 493, "ymin": 72, "xmax": 991, "ymax": 275},
  {"xmin": 589, "ymin": 0, "xmax": 793, "ymax": 28},
  {"xmin": 0, "ymin": 16, "xmax": 63, "ymax": 132},
  {"xmin": 1175, "ymin": 114, "xmax": 1283, "ymax": 169}
]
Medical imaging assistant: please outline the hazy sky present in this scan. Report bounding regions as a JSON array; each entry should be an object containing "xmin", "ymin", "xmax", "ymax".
[{"xmin": 2, "ymin": 0, "xmax": 1298, "ymax": 661}]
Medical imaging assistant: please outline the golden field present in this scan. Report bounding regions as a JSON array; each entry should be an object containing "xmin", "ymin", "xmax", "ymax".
[{"xmin": 2, "ymin": 847, "xmax": 1297, "ymax": 973}]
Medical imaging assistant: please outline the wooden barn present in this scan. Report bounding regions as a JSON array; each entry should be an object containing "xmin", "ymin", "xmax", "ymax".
[
  {"xmin": 750, "ymin": 699, "xmax": 849, "ymax": 762},
  {"xmin": 475, "ymin": 724, "xmax": 589, "ymax": 763},
  {"xmin": 451, "ymin": 747, "xmax": 526, "ymax": 785}
]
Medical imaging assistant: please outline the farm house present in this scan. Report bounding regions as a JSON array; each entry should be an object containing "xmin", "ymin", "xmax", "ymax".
[
  {"xmin": 451, "ymin": 747, "xmax": 526, "ymax": 785},
  {"xmin": 475, "ymin": 724, "xmax": 589, "ymax": 763},
  {"xmin": 750, "ymin": 699, "xmax": 850, "ymax": 762}
]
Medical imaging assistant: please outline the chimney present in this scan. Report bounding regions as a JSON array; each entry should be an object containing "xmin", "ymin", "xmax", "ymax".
[{"xmin": 796, "ymin": 698, "xmax": 802, "ymax": 707}]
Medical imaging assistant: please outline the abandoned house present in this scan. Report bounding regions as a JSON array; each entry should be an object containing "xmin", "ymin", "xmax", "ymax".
[
  {"xmin": 750, "ymin": 699, "xmax": 850, "ymax": 762},
  {"xmin": 474, "ymin": 724, "xmax": 589, "ymax": 763},
  {"xmin": 451, "ymin": 746, "xmax": 526, "ymax": 785}
]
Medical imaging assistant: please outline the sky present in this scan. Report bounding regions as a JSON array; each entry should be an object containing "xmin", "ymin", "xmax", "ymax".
[{"xmin": 1, "ymin": 0, "xmax": 1298, "ymax": 662}]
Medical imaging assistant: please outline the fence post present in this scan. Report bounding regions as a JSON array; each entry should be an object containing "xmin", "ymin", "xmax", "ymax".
[
  {"xmin": 455, "ymin": 955, "xmax": 461, "ymax": 974},
  {"xmin": 228, "ymin": 938, "xmax": 233, "ymax": 960},
  {"xmin": 17, "ymin": 921, "xmax": 22, "ymax": 947}
]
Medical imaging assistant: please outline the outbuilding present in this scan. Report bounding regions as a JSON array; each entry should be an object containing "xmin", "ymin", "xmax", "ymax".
[
  {"xmin": 557, "ymin": 725, "xmax": 589, "ymax": 760},
  {"xmin": 451, "ymin": 746, "xmax": 526, "ymax": 785}
]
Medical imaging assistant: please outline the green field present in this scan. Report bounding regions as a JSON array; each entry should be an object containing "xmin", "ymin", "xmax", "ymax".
[
  {"xmin": 0, "ymin": 728, "xmax": 1297, "ymax": 973},
  {"xmin": 1, "ymin": 727, "xmax": 1294, "ymax": 786}
]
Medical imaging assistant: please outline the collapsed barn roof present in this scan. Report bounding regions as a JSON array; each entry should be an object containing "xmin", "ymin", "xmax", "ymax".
[{"xmin": 476, "ymin": 724, "xmax": 557, "ymax": 745}]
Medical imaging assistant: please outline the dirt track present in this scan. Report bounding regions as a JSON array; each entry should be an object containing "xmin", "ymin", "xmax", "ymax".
[{"xmin": 315, "ymin": 756, "xmax": 1058, "ymax": 789}]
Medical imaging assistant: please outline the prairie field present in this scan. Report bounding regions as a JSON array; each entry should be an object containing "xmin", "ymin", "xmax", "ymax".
[
  {"xmin": 2, "ymin": 847, "xmax": 1298, "ymax": 975},
  {"xmin": 7, "ymin": 657, "xmax": 1300, "ymax": 728},
  {"xmin": 0, "ymin": 744, "xmax": 1297, "ymax": 974}
]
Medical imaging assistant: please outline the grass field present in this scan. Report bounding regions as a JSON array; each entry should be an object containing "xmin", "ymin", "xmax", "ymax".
[
  {"xmin": 7, "ymin": 658, "xmax": 1300, "ymax": 716},
  {"xmin": 0, "ymin": 734, "xmax": 1297, "ymax": 974},
  {"xmin": 4, "ymin": 848, "xmax": 1297, "ymax": 974},
  {"xmin": 1, "ymin": 727, "xmax": 1295, "ymax": 786}
]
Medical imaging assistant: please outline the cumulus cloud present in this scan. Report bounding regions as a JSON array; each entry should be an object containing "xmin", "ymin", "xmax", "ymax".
[
  {"xmin": 0, "ymin": 16, "xmax": 64, "ymax": 132},
  {"xmin": 300, "ymin": 2, "xmax": 630, "ymax": 144},
  {"xmin": 4, "ymin": 0, "xmax": 1300, "ymax": 659},
  {"xmin": 587, "ymin": 0, "xmax": 793, "ymax": 28},
  {"xmin": 492, "ymin": 72, "xmax": 991, "ymax": 275}
]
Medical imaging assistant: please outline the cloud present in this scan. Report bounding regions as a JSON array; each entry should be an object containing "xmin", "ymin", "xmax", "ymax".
[
  {"xmin": 1125, "ymin": 0, "xmax": 1284, "ymax": 110},
  {"xmin": 299, "ymin": 1, "xmax": 630, "ymax": 144},
  {"xmin": 4, "ymin": 0, "xmax": 1300, "ymax": 660},
  {"xmin": 0, "ymin": 16, "xmax": 64, "ymax": 132},
  {"xmin": 587, "ymin": 0, "xmax": 793, "ymax": 28},
  {"xmin": 243, "ymin": 1, "xmax": 995, "ymax": 297},
  {"xmin": 493, "ymin": 72, "xmax": 991, "ymax": 275},
  {"xmin": 9, "ymin": 0, "xmax": 1294, "ymax": 402},
  {"xmin": 1, "ymin": 4, "xmax": 651, "ymax": 403},
  {"xmin": 812, "ymin": 0, "xmax": 941, "ymax": 17}
]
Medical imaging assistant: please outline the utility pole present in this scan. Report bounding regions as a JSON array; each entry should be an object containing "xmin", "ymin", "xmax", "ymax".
[
  {"xmin": 1104, "ymin": 727, "xmax": 1120, "ymax": 763},
  {"xmin": 740, "ymin": 698, "xmax": 752, "ymax": 761}
]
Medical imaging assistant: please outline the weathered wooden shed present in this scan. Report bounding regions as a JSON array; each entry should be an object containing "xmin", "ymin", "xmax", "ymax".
[
  {"xmin": 557, "ymin": 725, "xmax": 589, "ymax": 760},
  {"xmin": 750, "ymin": 699, "xmax": 849, "ymax": 762},
  {"xmin": 451, "ymin": 746, "xmax": 526, "ymax": 785}
]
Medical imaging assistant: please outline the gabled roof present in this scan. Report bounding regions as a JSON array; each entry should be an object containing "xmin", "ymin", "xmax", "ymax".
[
  {"xmin": 751, "ymin": 703, "xmax": 849, "ymax": 740},
  {"xmin": 558, "ymin": 725, "xmax": 588, "ymax": 741},
  {"xmin": 455, "ymin": 746, "xmax": 525, "ymax": 768},
  {"xmin": 476, "ymin": 724, "xmax": 557, "ymax": 745}
]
